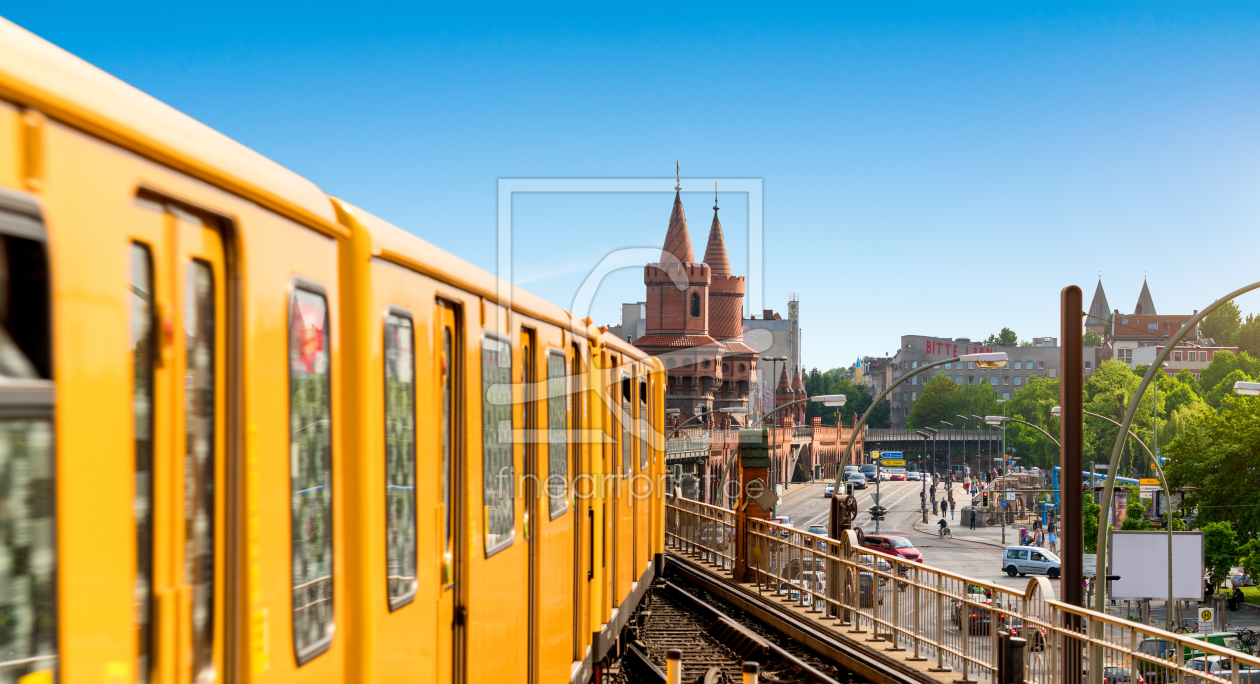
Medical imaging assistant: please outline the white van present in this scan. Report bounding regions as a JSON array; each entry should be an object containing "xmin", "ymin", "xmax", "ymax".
[{"xmin": 1002, "ymin": 546, "xmax": 1061, "ymax": 579}]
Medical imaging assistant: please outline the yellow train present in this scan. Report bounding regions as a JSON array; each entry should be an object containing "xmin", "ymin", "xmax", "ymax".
[{"xmin": 0, "ymin": 17, "xmax": 665, "ymax": 684}]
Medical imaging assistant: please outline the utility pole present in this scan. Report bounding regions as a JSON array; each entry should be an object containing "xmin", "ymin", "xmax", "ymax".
[{"xmin": 1060, "ymin": 285, "xmax": 1085, "ymax": 683}]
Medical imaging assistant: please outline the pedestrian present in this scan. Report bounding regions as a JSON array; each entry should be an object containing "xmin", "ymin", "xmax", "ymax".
[
  {"xmin": 970, "ymin": 508, "xmax": 977, "ymax": 530},
  {"xmin": 949, "ymin": 499, "xmax": 956, "ymax": 519},
  {"xmin": 1048, "ymin": 530, "xmax": 1058, "ymax": 555}
]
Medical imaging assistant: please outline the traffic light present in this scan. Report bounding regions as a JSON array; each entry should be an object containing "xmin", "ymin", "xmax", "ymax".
[{"xmin": 982, "ymin": 492, "xmax": 990, "ymax": 508}]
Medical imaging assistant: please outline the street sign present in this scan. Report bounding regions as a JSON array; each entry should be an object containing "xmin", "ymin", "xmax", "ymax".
[
  {"xmin": 1139, "ymin": 478, "xmax": 1160, "ymax": 486},
  {"xmin": 1083, "ymin": 553, "xmax": 1097, "ymax": 577},
  {"xmin": 1006, "ymin": 491, "xmax": 1017, "ymax": 501},
  {"xmin": 871, "ymin": 493, "xmax": 882, "ymax": 505},
  {"xmin": 878, "ymin": 452, "xmax": 902, "ymax": 461},
  {"xmin": 1199, "ymin": 607, "xmax": 1214, "ymax": 634},
  {"xmin": 881, "ymin": 460, "xmax": 906, "ymax": 467}
]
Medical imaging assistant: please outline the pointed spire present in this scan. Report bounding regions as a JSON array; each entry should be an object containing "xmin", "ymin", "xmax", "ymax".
[
  {"xmin": 1087, "ymin": 276, "xmax": 1110, "ymax": 327},
  {"xmin": 1134, "ymin": 278, "xmax": 1157, "ymax": 316},
  {"xmin": 660, "ymin": 163, "xmax": 695, "ymax": 264},
  {"xmin": 791, "ymin": 369, "xmax": 804, "ymax": 392},
  {"xmin": 703, "ymin": 181, "xmax": 732, "ymax": 275},
  {"xmin": 777, "ymin": 365, "xmax": 791, "ymax": 391}
]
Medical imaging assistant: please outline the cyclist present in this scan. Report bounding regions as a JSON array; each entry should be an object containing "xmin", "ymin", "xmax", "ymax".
[{"xmin": 938, "ymin": 517, "xmax": 950, "ymax": 537}]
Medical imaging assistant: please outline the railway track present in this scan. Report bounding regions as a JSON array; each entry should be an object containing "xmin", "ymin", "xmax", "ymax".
[{"xmin": 617, "ymin": 574, "xmax": 850, "ymax": 684}]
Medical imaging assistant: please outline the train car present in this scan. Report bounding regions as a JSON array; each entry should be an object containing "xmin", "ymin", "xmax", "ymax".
[{"xmin": 0, "ymin": 16, "xmax": 663, "ymax": 684}]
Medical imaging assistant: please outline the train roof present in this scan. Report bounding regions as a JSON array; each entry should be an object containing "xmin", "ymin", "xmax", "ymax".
[{"xmin": 0, "ymin": 18, "xmax": 339, "ymax": 233}]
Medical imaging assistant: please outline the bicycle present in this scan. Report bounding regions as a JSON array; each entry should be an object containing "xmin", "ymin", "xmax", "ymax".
[{"xmin": 938, "ymin": 527, "xmax": 953, "ymax": 539}]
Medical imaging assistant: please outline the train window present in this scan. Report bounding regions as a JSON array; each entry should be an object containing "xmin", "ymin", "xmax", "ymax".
[
  {"xmin": 441, "ymin": 326, "xmax": 453, "ymax": 583},
  {"xmin": 0, "ymin": 188, "xmax": 56, "ymax": 680},
  {"xmin": 481, "ymin": 335, "xmax": 514, "ymax": 555},
  {"xmin": 130, "ymin": 244, "xmax": 155, "ymax": 683},
  {"xmin": 639, "ymin": 380, "xmax": 648, "ymax": 471},
  {"xmin": 185, "ymin": 260, "xmax": 217, "ymax": 682},
  {"xmin": 621, "ymin": 376, "xmax": 632, "ymax": 477},
  {"xmin": 288, "ymin": 287, "xmax": 334, "ymax": 662},
  {"xmin": 384, "ymin": 311, "xmax": 417, "ymax": 608},
  {"xmin": 546, "ymin": 351, "xmax": 568, "ymax": 519}
]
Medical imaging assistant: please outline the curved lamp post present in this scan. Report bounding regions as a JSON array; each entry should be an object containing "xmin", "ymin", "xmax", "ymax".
[
  {"xmin": 1052, "ymin": 405, "xmax": 1174, "ymax": 627},
  {"xmin": 1092, "ymin": 280, "xmax": 1260, "ymax": 641}
]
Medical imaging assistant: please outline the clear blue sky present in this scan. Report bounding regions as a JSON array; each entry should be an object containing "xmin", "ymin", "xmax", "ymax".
[{"xmin": 12, "ymin": 3, "xmax": 1260, "ymax": 369}]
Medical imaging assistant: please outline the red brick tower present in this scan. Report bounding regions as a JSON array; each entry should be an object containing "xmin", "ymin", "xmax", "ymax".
[
  {"xmin": 703, "ymin": 185, "xmax": 758, "ymax": 420},
  {"xmin": 791, "ymin": 369, "xmax": 806, "ymax": 423},
  {"xmin": 774, "ymin": 366, "xmax": 793, "ymax": 426}
]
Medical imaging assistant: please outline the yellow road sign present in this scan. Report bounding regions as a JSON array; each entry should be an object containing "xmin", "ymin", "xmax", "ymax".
[
  {"xmin": 881, "ymin": 460, "xmax": 906, "ymax": 466},
  {"xmin": 1139, "ymin": 478, "xmax": 1161, "ymax": 486}
]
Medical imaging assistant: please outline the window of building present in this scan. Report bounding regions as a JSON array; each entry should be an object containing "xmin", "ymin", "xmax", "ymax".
[
  {"xmin": 911, "ymin": 376, "xmax": 917, "ymax": 385},
  {"xmin": 968, "ymin": 376, "xmax": 975, "ymax": 384},
  {"xmin": 690, "ymin": 292, "xmax": 700, "ymax": 317},
  {"xmin": 1014, "ymin": 376, "xmax": 1022, "ymax": 386},
  {"xmin": 968, "ymin": 362, "xmax": 975, "ymax": 370},
  {"xmin": 384, "ymin": 311, "xmax": 417, "ymax": 608},
  {"xmin": 1148, "ymin": 323, "xmax": 1157, "ymax": 330},
  {"xmin": 1173, "ymin": 351, "xmax": 1182, "ymax": 362},
  {"xmin": 1084, "ymin": 361, "xmax": 1092, "ymax": 369},
  {"xmin": 701, "ymin": 359, "xmax": 710, "ymax": 369},
  {"xmin": 290, "ymin": 287, "xmax": 334, "ymax": 660},
  {"xmin": 956, "ymin": 376, "xmax": 963, "ymax": 384},
  {"xmin": 737, "ymin": 363, "xmax": 745, "ymax": 373},
  {"xmin": 1013, "ymin": 361, "xmax": 1021, "ymax": 370},
  {"xmin": 481, "ymin": 335, "xmax": 514, "ymax": 554},
  {"xmin": 722, "ymin": 363, "xmax": 729, "ymax": 373},
  {"xmin": 912, "ymin": 392, "xmax": 917, "ymax": 401},
  {"xmin": 1038, "ymin": 361, "xmax": 1045, "ymax": 369},
  {"xmin": 1002, "ymin": 376, "xmax": 1010, "ymax": 385},
  {"xmin": 1002, "ymin": 392, "xmax": 1010, "ymax": 400},
  {"xmin": 1122, "ymin": 317, "xmax": 1129, "ymax": 325},
  {"xmin": 990, "ymin": 376, "xmax": 998, "ymax": 386},
  {"xmin": 912, "ymin": 361, "xmax": 919, "ymax": 369},
  {"xmin": 1048, "ymin": 369, "xmax": 1058, "ymax": 378},
  {"xmin": 1200, "ymin": 352, "xmax": 1208, "ymax": 362},
  {"xmin": 1117, "ymin": 348, "xmax": 1133, "ymax": 364}
]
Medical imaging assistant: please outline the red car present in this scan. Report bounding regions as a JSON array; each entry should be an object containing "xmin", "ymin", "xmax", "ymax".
[
  {"xmin": 860, "ymin": 535, "xmax": 924, "ymax": 563},
  {"xmin": 888, "ymin": 473, "xmax": 906, "ymax": 481}
]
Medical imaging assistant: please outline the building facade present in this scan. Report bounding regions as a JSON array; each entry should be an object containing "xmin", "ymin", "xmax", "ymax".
[
  {"xmin": 883, "ymin": 335, "xmax": 1095, "ymax": 429},
  {"xmin": 1130, "ymin": 344, "xmax": 1236, "ymax": 380}
]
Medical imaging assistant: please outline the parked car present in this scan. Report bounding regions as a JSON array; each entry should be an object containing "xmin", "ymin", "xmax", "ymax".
[
  {"xmin": 858, "ymin": 554, "xmax": 894, "ymax": 573},
  {"xmin": 824, "ymin": 483, "xmax": 835, "ymax": 498},
  {"xmin": 1233, "ymin": 572, "xmax": 1257, "ymax": 587},
  {"xmin": 860, "ymin": 534, "xmax": 924, "ymax": 563},
  {"xmin": 951, "ymin": 593, "xmax": 1006, "ymax": 634},
  {"xmin": 806, "ymin": 524, "xmax": 829, "ymax": 549},
  {"xmin": 860, "ymin": 464, "xmax": 877, "ymax": 481},
  {"xmin": 1002, "ymin": 546, "xmax": 1061, "ymax": 578},
  {"xmin": 1187, "ymin": 656, "xmax": 1260, "ymax": 684},
  {"xmin": 1139, "ymin": 634, "xmax": 1255, "ymax": 683},
  {"xmin": 848, "ymin": 473, "xmax": 867, "ymax": 490},
  {"xmin": 1101, "ymin": 666, "xmax": 1146, "ymax": 684}
]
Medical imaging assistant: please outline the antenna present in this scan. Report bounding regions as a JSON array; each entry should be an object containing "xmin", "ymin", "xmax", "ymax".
[
  {"xmin": 675, "ymin": 161, "xmax": 681, "ymax": 191},
  {"xmin": 714, "ymin": 181, "xmax": 719, "ymax": 210}
]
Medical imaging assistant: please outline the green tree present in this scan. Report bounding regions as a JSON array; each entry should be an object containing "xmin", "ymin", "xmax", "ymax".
[
  {"xmin": 1083, "ymin": 360, "xmax": 1154, "ymax": 477},
  {"xmin": 802, "ymin": 368, "xmax": 890, "ymax": 428},
  {"xmin": 947, "ymin": 382, "xmax": 1002, "ymax": 427},
  {"xmin": 1201, "ymin": 301, "xmax": 1242, "ymax": 346},
  {"xmin": 1205, "ymin": 369, "xmax": 1253, "ymax": 410},
  {"xmin": 1120, "ymin": 487, "xmax": 1150, "ymax": 530},
  {"xmin": 1202, "ymin": 521, "xmax": 1238, "ymax": 586},
  {"xmin": 1164, "ymin": 394, "xmax": 1260, "ymax": 540},
  {"xmin": 983, "ymin": 328, "xmax": 1019, "ymax": 347},
  {"xmin": 907, "ymin": 374, "xmax": 959, "ymax": 428},
  {"xmin": 1200, "ymin": 350, "xmax": 1260, "ymax": 395},
  {"xmin": 1175, "ymin": 368, "xmax": 1202, "ymax": 397},
  {"xmin": 1239, "ymin": 314, "xmax": 1260, "ymax": 359},
  {"xmin": 1083, "ymin": 331, "xmax": 1103, "ymax": 347},
  {"xmin": 1006, "ymin": 377, "xmax": 1061, "ymax": 470}
]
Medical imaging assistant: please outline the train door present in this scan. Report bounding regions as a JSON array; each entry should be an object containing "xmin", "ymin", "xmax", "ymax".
[
  {"xmin": 571, "ymin": 343, "xmax": 588, "ymax": 661},
  {"xmin": 519, "ymin": 328, "xmax": 539, "ymax": 684},
  {"xmin": 436, "ymin": 302, "xmax": 465, "ymax": 684},
  {"xmin": 604, "ymin": 353, "xmax": 616, "ymax": 615},
  {"xmin": 623, "ymin": 372, "xmax": 636, "ymax": 584},
  {"xmin": 136, "ymin": 204, "xmax": 228, "ymax": 684}
]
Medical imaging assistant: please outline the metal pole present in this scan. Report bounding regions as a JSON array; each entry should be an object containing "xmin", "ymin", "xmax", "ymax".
[
  {"xmin": 1060, "ymin": 285, "xmax": 1084, "ymax": 684},
  {"xmin": 1000, "ymin": 400, "xmax": 1007, "ymax": 545}
]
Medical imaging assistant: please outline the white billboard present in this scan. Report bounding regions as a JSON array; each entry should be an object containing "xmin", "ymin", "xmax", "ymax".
[{"xmin": 1108, "ymin": 530, "xmax": 1203, "ymax": 601}]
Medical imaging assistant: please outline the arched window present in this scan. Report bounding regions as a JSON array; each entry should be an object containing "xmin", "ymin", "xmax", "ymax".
[{"xmin": 690, "ymin": 292, "xmax": 700, "ymax": 318}]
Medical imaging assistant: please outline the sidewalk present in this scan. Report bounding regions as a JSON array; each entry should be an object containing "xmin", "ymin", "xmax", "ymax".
[{"xmin": 910, "ymin": 509, "xmax": 1033, "ymax": 549}]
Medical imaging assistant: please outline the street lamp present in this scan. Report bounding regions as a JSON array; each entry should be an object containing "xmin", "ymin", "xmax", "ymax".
[
  {"xmin": 957, "ymin": 414, "xmax": 974, "ymax": 476},
  {"xmin": 940, "ymin": 420, "xmax": 954, "ymax": 474},
  {"xmin": 1235, "ymin": 381, "xmax": 1260, "ymax": 396},
  {"xmin": 1092, "ymin": 279, "xmax": 1260, "ymax": 654},
  {"xmin": 749, "ymin": 393, "xmax": 846, "ymax": 500},
  {"xmin": 985, "ymin": 409, "xmax": 1009, "ymax": 544},
  {"xmin": 922, "ymin": 427, "xmax": 939, "ymax": 480},
  {"xmin": 831, "ymin": 352, "xmax": 1008, "ymax": 536}
]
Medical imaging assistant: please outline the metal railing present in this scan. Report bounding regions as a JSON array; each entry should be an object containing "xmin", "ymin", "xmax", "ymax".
[
  {"xmin": 664, "ymin": 497, "xmax": 737, "ymax": 571},
  {"xmin": 665, "ymin": 496, "xmax": 1260, "ymax": 684}
]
